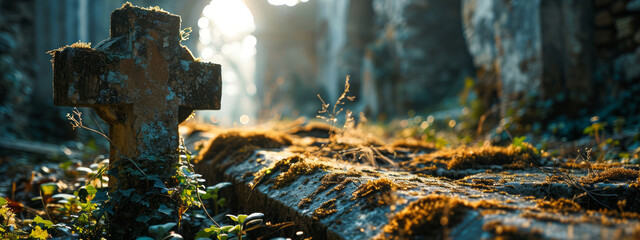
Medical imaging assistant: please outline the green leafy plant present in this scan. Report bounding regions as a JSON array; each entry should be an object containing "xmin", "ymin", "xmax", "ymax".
[{"xmin": 201, "ymin": 182, "xmax": 231, "ymax": 215}]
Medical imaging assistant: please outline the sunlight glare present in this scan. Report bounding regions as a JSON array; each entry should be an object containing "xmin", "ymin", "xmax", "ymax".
[
  {"xmin": 203, "ymin": 0, "xmax": 255, "ymax": 37},
  {"xmin": 197, "ymin": 17, "xmax": 209, "ymax": 28},
  {"xmin": 239, "ymin": 115, "xmax": 250, "ymax": 125},
  {"xmin": 212, "ymin": 54, "xmax": 223, "ymax": 63},
  {"xmin": 199, "ymin": 28, "xmax": 211, "ymax": 45},
  {"xmin": 198, "ymin": 0, "xmax": 257, "ymax": 126},
  {"xmin": 201, "ymin": 47, "xmax": 213, "ymax": 59}
]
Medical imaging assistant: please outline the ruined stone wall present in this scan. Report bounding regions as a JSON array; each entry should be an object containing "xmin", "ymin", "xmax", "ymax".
[
  {"xmin": 462, "ymin": 0, "xmax": 640, "ymax": 137},
  {"xmin": 462, "ymin": 0, "xmax": 597, "ymax": 135},
  {"xmin": 316, "ymin": 0, "xmax": 474, "ymax": 118},
  {"xmin": 367, "ymin": 0, "xmax": 474, "ymax": 117}
]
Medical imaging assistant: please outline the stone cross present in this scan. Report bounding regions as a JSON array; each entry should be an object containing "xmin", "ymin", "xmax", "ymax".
[{"xmin": 51, "ymin": 4, "xmax": 221, "ymax": 188}]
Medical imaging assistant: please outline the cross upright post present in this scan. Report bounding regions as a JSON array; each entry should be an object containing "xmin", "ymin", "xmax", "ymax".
[{"xmin": 51, "ymin": 3, "xmax": 221, "ymax": 237}]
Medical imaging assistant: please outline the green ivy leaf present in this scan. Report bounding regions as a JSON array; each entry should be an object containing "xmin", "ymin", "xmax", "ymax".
[
  {"xmin": 85, "ymin": 185, "xmax": 98, "ymax": 196},
  {"xmin": 218, "ymin": 225, "xmax": 234, "ymax": 232},
  {"xmin": 40, "ymin": 183, "xmax": 58, "ymax": 195},
  {"xmin": 237, "ymin": 214, "xmax": 248, "ymax": 224},
  {"xmin": 226, "ymin": 214, "xmax": 238, "ymax": 223},
  {"xmin": 149, "ymin": 222, "xmax": 177, "ymax": 239},
  {"xmin": 158, "ymin": 204, "xmax": 173, "ymax": 216},
  {"xmin": 229, "ymin": 224, "xmax": 241, "ymax": 234},
  {"xmin": 194, "ymin": 226, "xmax": 218, "ymax": 239},
  {"xmin": 154, "ymin": 180, "xmax": 169, "ymax": 193},
  {"xmin": 34, "ymin": 216, "xmax": 54, "ymax": 228},
  {"xmin": 217, "ymin": 233, "xmax": 228, "ymax": 240},
  {"xmin": 135, "ymin": 215, "xmax": 150, "ymax": 223},
  {"xmin": 120, "ymin": 188, "xmax": 135, "ymax": 197}
]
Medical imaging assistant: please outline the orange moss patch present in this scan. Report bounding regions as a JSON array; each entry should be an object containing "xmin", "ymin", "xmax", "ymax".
[
  {"xmin": 580, "ymin": 168, "xmax": 639, "ymax": 184},
  {"xmin": 313, "ymin": 199, "xmax": 337, "ymax": 219},
  {"xmin": 352, "ymin": 178, "xmax": 399, "ymax": 208},
  {"xmin": 196, "ymin": 130, "xmax": 292, "ymax": 168},
  {"xmin": 406, "ymin": 144, "xmax": 539, "ymax": 170},
  {"xmin": 47, "ymin": 41, "xmax": 92, "ymax": 56},
  {"xmin": 252, "ymin": 155, "xmax": 328, "ymax": 189},
  {"xmin": 390, "ymin": 138, "xmax": 437, "ymax": 153},
  {"xmin": 381, "ymin": 195, "xmax": 470, "ymax": 239},
  {"xmin": 120, "ymin": 2, "xmax": 170, "ymax": 13},
  {"xmin": 272, "ymin": 158, "xmax": 324, "ymax": 189},
  {"xmin": 298, "ymin": 197, "xmax": 312, "ymax": 209},
  {"xmin": 381, "ymin": 195, "xmax": 514, "ymax": 239},
  {"xmin": 536, "ymin": 198, "xmax": 581, "ymax": 213}
]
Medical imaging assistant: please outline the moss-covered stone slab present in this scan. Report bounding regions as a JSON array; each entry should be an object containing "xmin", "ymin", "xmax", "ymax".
[{"xmin": 189, "ymin": 129, "xmax": 640, "ymax": 239}]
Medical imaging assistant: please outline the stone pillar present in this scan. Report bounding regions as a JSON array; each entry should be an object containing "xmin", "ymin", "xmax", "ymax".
[
  {"xmin": 462, "ymin": 0, "xmax": 595, "ymax": 132},
  {"xmin": 364, "ymin": 0, "xmax": 475, "ymax": 117}
]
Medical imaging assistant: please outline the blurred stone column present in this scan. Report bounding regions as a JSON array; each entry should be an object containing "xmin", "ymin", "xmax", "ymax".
[
  {"xmin": 363, "ymin": 0, "xmax": 475, "ymax": 117},
  {"xmin": 462, "ymin": 0, "xmax": 594, "ymax": 132}
]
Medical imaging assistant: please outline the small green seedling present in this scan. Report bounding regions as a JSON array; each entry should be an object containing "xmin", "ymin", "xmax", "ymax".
[
  {"xmin": 195, "ymin": 212, "xmax": 263, "ymax": 240},
  {"xmin": 201, "ymin": 182, "xmax": 231, "ymax": 215},
  {"xmin": 226, "ymin": 212, "xmax": 264, "ymax": 240}
]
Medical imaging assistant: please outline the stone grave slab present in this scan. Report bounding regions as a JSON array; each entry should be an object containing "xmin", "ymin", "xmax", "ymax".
[{"xmin": 188, "ymin": 129, "xmax": 640, "ymax": 240}]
